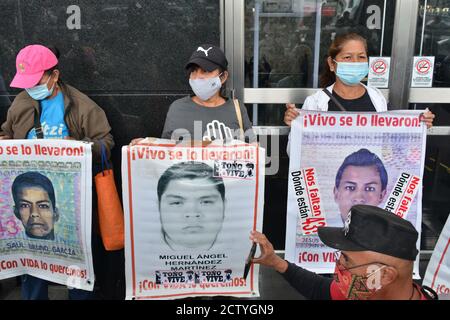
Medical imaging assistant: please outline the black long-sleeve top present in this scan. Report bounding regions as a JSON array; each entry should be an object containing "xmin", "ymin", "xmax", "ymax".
[{"xmin": 281, "ymin": 262, "xmax": 333, "ymax": 300}]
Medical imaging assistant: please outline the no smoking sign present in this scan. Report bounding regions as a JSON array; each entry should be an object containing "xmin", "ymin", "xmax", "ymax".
[
  {"xmin": 372, "ymin": 59, "xmax": 387, "ymax": 75},
  {"xmin": 368, "ymin": 57, "xmax": 390, "ymax": 88},
  {"xmin": 412, "ymin": 56, "xmax": 435, "ymax": 87},
  {"xmin": 416, "ymin": 58, "xmax": 431, "ymax": 74}
]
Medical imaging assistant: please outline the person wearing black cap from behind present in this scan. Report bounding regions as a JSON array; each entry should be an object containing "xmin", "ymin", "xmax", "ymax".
[
  {"xmin": 250, "ymin": 205, "xmax": 438, "ymax": 300},
  {"xmin": 131, "ymin": 45, "xmax": 255, "ymax": 144}
]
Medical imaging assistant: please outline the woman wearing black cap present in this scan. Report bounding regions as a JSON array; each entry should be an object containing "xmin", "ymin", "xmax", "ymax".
[{"xmin": 132, "ymin": 44, "xmax": 255, "ymax": 144}]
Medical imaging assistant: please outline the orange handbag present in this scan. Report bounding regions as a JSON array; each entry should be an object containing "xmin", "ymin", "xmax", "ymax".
[{"xmin": 94, "ymin": 143, "xmax": 124, "ymax": 251}]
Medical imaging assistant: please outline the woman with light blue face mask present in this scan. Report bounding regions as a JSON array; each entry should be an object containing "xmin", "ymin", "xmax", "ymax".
[
  {"xmin": 131, "ymin": 44, "xmax": 256, "ymax": 144},
  {"xmin": 283, "ymin": 32, "xmax": 435, "ymax": 129},
  {"xmin": 1, "ymin": 45, "xmax": 114, "ymax": 149}
]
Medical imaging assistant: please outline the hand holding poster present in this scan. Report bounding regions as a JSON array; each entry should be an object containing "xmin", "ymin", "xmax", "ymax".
[
  {"xmin": 0, "ymin": 140, "xmax": 94, "ymax": 290},
  {"xmin": 286, "ymin": 111, "xmax": 427, "ymax": 276},
  {"xmin": 423, "ymin": 213, "xmax": 450, "ymax": 298},
  {"xmin": 122, "ymin": 139, "xmax": 265, "ymax": 299}
]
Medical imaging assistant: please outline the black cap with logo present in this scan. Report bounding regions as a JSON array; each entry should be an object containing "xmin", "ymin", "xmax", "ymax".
[
  {"xmin": 318, "ymin": 205, "xmax": 419, "ymax": 261},
  {"xmin": 185, "ymin": 44, "xmax": 228, "ymax": 72}
]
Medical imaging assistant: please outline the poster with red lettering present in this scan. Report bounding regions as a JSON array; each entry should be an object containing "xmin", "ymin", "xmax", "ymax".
[
  {"xmin": 285, "ymin": 110, "xmax": 426, "ymax": 277},
  {"xmin": 122, "ymin": 139, "xmax": 265, "ymax": 299},
  {"xmin": 423, "ymin": 214, "xmax": 450, "ymax": 298},
  {"xmin": 0, "ymin": 140, "xmax": 94, "ymax": 290}
]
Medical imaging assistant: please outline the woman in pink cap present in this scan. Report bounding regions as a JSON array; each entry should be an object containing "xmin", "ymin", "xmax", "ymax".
[
  {"xmin": 0, "ymin": 44, "xmax": 114, "ymax": 300},
  {"xmin": 1, "ymin": 44, "xmax": 113, "ymax": 154}
]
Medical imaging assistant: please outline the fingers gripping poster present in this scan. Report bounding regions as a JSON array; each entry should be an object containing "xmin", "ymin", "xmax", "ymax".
[
  {"xmin": 122, "ymin": 140, "xmax": 265, "ymax": 300},
  {"xmin": 0, "ymin": 140, "xmax": 94, "ymax": 290},
  {"xmin": 286, "ymin": 111, "xmax": 427, "ymax": 276}
]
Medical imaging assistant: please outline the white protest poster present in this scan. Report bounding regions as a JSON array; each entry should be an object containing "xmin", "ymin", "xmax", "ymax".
[
  {"xmin": 411, "ymin": 56, "xmax": 435, "ymax": 87},
  {"xmin": 122, "ymin": 140, "xmax": 265, "ymax": 300},
  {"xmin": 286, "ymin": 111, "xmax": 427, "ymax": 277},
  {"xmin": 423, "ymin": 213, "xmax": 450, "ymax": 297},
  {"xmin": 0, "ymin": 140, "xmax": 94, "ymax": 290},
  {"xmin": 367, "ymin": 57, "xmax": 391, "ymax": 88}
]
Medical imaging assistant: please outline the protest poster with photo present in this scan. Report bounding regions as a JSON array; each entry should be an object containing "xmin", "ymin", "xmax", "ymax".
[
  {"xmin": 423, "ymin": 214, "xmax": 450, "ymax": 297},
  {"xmin": 285, "ymin": 111, "xmax": 427, "ymax": 276},
  {"xmin": 122, "ymin": 139, "xmax": 265, "ymax": 300},
  {"xmin": 0, "ymin": 140, "xmax": 94, "ymax": 290}
]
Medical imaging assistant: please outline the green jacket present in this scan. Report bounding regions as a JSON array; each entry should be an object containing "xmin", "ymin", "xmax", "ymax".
[{"xmin": 0, "ymin": 84, "xmax": 114, "ymax": 163}]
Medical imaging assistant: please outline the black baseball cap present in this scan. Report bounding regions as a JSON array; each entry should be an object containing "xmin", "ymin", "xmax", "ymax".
[
  {"xmin": 185, "ymin": 44, "xmax": 228, "ymax": 72},
  {"xmin": 318, "ymin": 205, "xmax": 419, "ymax": 261}
]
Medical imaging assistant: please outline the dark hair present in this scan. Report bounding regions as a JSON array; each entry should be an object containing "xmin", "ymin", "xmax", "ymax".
[
  {"xmin": 335, "ymin": 148, "xmax": 388, "ymax": 191},
  {"xmin": 186, "ymin": 64, "xmax": 227, "ymax": 75},
  {"xmin": 12, "ymin": 172, "xmax": 56, "ymax": 210},
  {"xmin": 319, "ymin": 32, "xmax": 368, "ymax": 88},
  {"xmin": 157, "ymin": 161, "xmax": 225, "ymax": 202},
  {"xmin": 44, "ymin": 45, "xmax": 60, "ymax": 74},
  {"xmin": 47, "ymin": 45, "xmax": 60, "ymax": 59},
  {"xmin": 42, "ymin": 45, "xmax": 78, "ymax": 122},
  {"xmin": 43, "ymin": 45, "xmax": 64, "ymax": 85}
]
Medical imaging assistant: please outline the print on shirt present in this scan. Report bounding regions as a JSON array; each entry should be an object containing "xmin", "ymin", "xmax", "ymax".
[
  {"xmin": 27, "ymin": 92, "xmax": 69, "ymax": 140},
  {"xmin": 28, "ymin": 122, "xmax": 69, "ymax": 140}
]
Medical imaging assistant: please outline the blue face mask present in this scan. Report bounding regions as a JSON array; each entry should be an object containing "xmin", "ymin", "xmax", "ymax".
[
  {"xmin": 334, "ymin": 60, "xmax": 369, "ymax": 86},
  {"xmin": 25, "ymin": 76, "xmax": 55, "ymax": 101},
  {"xmin": 189, "ymin": 75, "xmax": 222, "ymax": 101}
]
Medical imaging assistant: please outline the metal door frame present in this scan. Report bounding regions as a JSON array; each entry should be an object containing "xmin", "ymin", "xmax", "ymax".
[
  {"xmin": 223, "ymin": 0, "xmax": 450, "ymax": 135},
  {"xmin": 221, "ymin": 0, "xmax": 449, "ymax": 258}
]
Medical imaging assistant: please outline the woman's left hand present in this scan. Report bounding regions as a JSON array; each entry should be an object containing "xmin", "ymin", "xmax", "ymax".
[
  {"xmin": 130, "ymin": 138, "xmax": 145, "ymax": 146},
  {"xmin": 422, "ymin": 108, "xmax": 435, "ymax": 129}
]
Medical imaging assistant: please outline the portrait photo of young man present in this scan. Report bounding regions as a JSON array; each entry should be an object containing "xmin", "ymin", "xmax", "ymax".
[
  {"xmin": 331, "ymin": 148, "xmax": 388, "ymax": 226},
  {"xmin": 157, "ymin": 161, "xmax": 226, "ymax": 251},
  {"xmin": 12, "ymin": 171, "xmax": 60, "ymax": 240}
]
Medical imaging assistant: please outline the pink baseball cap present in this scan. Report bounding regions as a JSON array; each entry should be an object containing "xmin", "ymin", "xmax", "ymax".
[{"xmin": 10, "ymin": 45, "xmax": 58, "ymax": 89}]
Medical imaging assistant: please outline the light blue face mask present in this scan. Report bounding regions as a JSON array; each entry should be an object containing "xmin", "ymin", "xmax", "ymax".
[
  {"xmin": 25, "ymin": 75, "xmax": 55, "ymax": 101},
  {"xmin": 189, "ymin": 75, "xmax": 222, "ymax": 101},
  {"xmin": 334, "ymin": 60, "xmax": 369, "ymax": 86}
]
